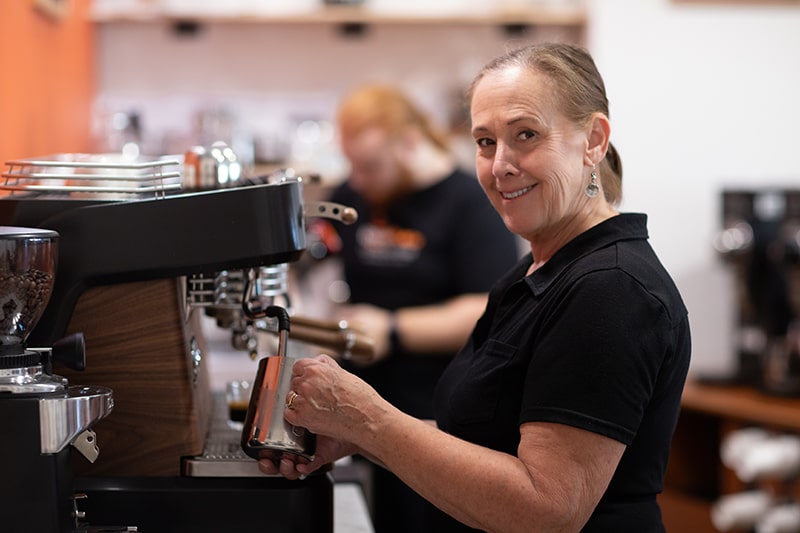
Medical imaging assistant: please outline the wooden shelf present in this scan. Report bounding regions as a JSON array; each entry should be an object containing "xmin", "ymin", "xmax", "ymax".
[
  {"xmin": 662, "ymin": 379, "xmax": 800, "ymax": 531},
  {"xmin": 681, "ymin": 379, "xmax": 800, "ymax": 431},
  {"xmin": 90, "ymin": 5, "xmax": 587, "ymax": 27}
]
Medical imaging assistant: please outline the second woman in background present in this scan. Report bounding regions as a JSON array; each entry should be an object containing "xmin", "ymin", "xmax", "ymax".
[{"xmin": 314, "ymin": 84, "xmax": 519, "ymax": 532}]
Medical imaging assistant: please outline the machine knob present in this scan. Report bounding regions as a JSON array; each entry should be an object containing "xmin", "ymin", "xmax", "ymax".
[{"xmin": 51, "ymin": 333, "xmax": 86, "ymax": 371}]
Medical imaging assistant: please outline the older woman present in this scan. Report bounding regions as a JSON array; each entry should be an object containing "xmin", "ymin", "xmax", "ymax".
[{"xmin": 261, "ymin": 43, "xmax": 691, "ymax": 533}]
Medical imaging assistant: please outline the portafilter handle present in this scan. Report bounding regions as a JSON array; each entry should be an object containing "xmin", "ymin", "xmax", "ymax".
[{"xmin": 288, "ymin": 316, "xmax": 376, "ymax": 362}]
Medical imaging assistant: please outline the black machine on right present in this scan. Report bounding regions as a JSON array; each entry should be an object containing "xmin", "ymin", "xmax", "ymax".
[{"xmin": 715, "ymin": 188, "xmax": 800, "ymax": 395}]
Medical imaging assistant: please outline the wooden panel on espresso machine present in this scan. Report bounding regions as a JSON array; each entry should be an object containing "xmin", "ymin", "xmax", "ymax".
[{"xmin": 58, "ymin": 278, "xmax": 212, "ymax": 477}]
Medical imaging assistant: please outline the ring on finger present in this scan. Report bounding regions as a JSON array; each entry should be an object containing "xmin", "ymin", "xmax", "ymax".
[{"xmin": 286, "ymin": 390, "xmax": 298, "ymax": 409}]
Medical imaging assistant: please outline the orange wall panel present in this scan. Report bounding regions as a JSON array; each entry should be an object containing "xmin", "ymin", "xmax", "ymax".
[{"xmin": 0, "ymin": 0, "xmax": 94, "ymax": 167}]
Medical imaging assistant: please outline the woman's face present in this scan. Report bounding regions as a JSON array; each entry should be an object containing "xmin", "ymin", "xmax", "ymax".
[
  {"xmin": 340, "ymin": 126, "xmax": 410, "ymax": 207},
  {"xmin": 470, "ymin": 66, "xmax": 594, "ymax": 243}
]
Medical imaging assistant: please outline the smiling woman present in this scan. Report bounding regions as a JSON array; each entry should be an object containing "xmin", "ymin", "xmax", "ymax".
[{"xmin": 259, "ymin": 43, "xmax": 692, "ymax": 533}]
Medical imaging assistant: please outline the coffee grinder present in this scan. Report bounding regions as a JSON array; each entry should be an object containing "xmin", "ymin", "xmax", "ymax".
[{"xmin": 0, "ymin": 227, "xmax": 114, "ymax": 532}]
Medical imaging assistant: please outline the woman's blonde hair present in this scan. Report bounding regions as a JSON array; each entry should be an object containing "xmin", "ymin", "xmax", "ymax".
[
  {"xmin": 337, "ymin": 84, "xmax": 450, "ymax": 152},
  {"xmin": 468, "ymin": 43, "xmax": 623, "ymax": 206}
]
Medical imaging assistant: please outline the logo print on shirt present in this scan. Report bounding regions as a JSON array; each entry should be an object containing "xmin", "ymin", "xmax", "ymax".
[{"xmin": 356, "ymin": 223, "xmax": 426, "ymax": 266}]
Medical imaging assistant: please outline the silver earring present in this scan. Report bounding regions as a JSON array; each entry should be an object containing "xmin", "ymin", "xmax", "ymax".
[{"xmin": 585, "ymin": 166, "xmax": 599, "ymax": 198}]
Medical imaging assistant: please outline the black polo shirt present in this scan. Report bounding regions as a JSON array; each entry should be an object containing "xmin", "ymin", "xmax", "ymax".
[{"xmin": 433, "ymin": 213, "xmax": 691, "ymax": 532}]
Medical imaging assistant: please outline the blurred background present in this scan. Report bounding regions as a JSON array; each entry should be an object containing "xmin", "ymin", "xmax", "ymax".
[
  {"xmin": 2, "ymin": 1, "xmax": 800, "ymax": 531},
  {"xmin": 3, "ymin": 0, "xmax": 798, "ymax": 381}
]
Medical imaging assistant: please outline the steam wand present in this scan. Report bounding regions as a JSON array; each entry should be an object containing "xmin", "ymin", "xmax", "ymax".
[{"xmin": 241, "ymin": 271, "xmax": 290, "ymax": 359}]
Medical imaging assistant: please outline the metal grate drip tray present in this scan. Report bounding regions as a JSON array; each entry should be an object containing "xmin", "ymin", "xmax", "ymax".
[{"xmin": 183, "ymin": 392, "xmax": 265, "ymax": 477}]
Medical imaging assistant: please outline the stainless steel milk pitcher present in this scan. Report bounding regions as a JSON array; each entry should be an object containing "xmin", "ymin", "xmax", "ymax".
[{"xmin": 240, "ymin": 304, "xmax": 316, "ymax": 462}]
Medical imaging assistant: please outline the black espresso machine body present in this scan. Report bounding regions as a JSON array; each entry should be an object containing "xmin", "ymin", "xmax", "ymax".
[{"xmin": 0, "ymin": 157, "xmax": 335, "ymax": 532}]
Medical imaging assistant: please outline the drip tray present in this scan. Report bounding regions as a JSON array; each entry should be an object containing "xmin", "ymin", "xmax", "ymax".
[{"xmin": 183, "ymin": 392, "xmax": 262, "ymax": 477}]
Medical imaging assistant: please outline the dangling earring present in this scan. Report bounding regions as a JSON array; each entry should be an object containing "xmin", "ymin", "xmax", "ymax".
[{"xmin": 585, "ymin": 166, "xmax": 600, "ymax": 198}]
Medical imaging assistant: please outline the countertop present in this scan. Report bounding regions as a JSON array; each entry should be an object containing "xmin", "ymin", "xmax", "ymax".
[{"xmin": 335, "ymin": 483, "xmax": 374, "ymax": 533}]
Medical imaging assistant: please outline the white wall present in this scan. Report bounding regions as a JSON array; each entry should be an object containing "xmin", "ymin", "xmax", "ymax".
[
  {"xmin": 95, "ymin": 0, "xmax": 800, "ymax": 378},
  {"xmin": 587, "ymin": 0, "xmax": 800, "ymax": 376}
]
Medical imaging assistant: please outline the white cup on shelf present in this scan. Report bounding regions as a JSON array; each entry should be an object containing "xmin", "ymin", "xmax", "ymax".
[
  {"xmin": 736, "ymin": 435, "xmax": 800, "ymax": 483},
  {"xmin": 721, "ymin": 427, "xmax": 771, "ymax": 472},
  {"xmin": 756, "ymin": 503, "xmax": 800, "ymax": 533},
  {"xmin": 711, "ymin": 490, "xmax": 773, "ymax": 532}
]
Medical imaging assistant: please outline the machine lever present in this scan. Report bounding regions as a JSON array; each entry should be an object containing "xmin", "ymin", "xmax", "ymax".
[
  {"xmin": 72, "ymin": 429, "xmax": 100, "ymax": 463},
  {"xmin": 306, "ymin": 201, "xmax": 358, "ymax": 225}
]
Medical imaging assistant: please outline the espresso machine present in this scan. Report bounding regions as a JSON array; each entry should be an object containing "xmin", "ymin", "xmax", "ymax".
[
  {"xmin": 0, "ymin": 154, "xmax": 359, "ymax": 531},
  {"xmin": 714, "ymin": 189, "xmax": 800, "ymax": 395},
  {"xmin": 0, "ymin": 226, "xmax": 114, "ymax": 532}
]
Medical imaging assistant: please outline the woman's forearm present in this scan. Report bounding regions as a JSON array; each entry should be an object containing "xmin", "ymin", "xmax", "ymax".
[
  {"xmin": 352, "ymin": 403, "xmax": 581, "ymax": 532},
  {"xmin": 285, "ymin": 356, "xmax": 619, "ymax": 532},
  {"xmin": 394, "ymin": 293, "xmax": 487, "ymax": 354}
]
